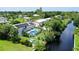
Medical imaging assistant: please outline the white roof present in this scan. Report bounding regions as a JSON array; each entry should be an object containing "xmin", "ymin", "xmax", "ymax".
[
  {"xmin": 24, "ymin": 17, "xmax": 30, "ymax": 19},
  {"xmin": 33, "ymin": 14, "xmax": 39, "ymax": 16},
  {"xmin": 35, "ymin": 18, "xmax": 51, "ymax": 23}
]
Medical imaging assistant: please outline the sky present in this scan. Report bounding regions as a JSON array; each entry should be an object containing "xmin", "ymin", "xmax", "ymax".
[{"xmin": 0, "ymin": 7, "xmax": 79, "ymax": 11}]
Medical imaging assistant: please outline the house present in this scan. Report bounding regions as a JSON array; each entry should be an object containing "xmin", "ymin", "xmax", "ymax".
[
  {"xmin": 23, "ymin": 15, "xmax": 30, "ymax": 20},
  {"xmin": 18, "ymin": 15, "xmax": 23, "ymax": 18},
  {"xmin": 24, "ymin": 16, "xmax": 30, "ymax": 20},
  {"xmin": 0, "ymin": 17, "xmax": 8, "ymax": 23},
  {"xmin": 54, "ymin": 15, "xmax": 63, "ymax": 19},
  {"xmin": 15, "ymin": 22, "xmax": 35, "ymax": 36},
  {"xmin": 33, "ymin": 14, "xmax": 40, "ymax": 17}
]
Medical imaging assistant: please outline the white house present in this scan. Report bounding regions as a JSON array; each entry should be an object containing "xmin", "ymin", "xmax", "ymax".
[
  {"xmin": 0, "ymin": 17, "xmax": 8, "ymax": 23},
  {"xmin": 24, "ymin": 17, "xmax": 30, "ymax": 20},
  {"xmin": 23, "ymin": 15, "xmax": 30, "ymax": 20},
  {"xmin": 33, "ymin": 14, "xmax": 40, "ymax": 17}
]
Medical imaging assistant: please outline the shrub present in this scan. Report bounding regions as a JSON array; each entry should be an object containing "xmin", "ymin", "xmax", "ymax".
[
  {"xmin": 20, "ymin": 37, "xmax": 32, "ymax": 47},
  {"xmin": 33, "ymin": 39, "xmax": 46, "ymax": 51},
  {"xmin": 0, "ymin": 24, "xmax": 18, "ymax": 40},
  {"xmin": 22, "ymin": 31, "xmax": 30, "ymax": 37}
]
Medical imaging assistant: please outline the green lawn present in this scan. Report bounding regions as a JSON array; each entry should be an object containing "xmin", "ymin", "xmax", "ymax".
[
  {"xmin": 15, "ymin": 18, "xmax": 27, "ymax": 23},
  {"xmin": 74, "ymin": 28, "xmax": 79, "ymax": 51},
  {"xmin": 0, "ymin": 40, "xmax": 33, "ymax": 51}
]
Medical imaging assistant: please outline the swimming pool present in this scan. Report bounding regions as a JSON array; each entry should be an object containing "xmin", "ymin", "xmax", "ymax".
[{"xmin": 27, "ymin": 28, "xmax": 39, "ymax": 36}]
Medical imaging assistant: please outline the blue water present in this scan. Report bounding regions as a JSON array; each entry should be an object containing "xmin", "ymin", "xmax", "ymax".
[
  {"xmin": 47, "ymin": 21, "xmax": 75, "ymax": 51},
  {"xmin": 27, "ymin": 29, "xmax": 38, "ymax": 36}
]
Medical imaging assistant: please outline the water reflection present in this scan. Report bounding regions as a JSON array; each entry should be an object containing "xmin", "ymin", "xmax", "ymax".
[{"xmin": 47, "ymin": 21, "xmax": 75, "ymax": 51}]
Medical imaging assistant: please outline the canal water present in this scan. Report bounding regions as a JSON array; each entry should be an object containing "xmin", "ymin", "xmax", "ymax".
[{"xmin": 47, "ymin": 21, "xmax": 75, "ymax": 51}]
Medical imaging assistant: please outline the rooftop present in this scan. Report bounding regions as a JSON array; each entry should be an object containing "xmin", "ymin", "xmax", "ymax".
[
  {"xmin": 35, "ymin": 18, "xmax": 51, "ymax": 23},
  {"xmin": 33, "ymin": 14, "xmax": 40, "ymax": 16},
  {"xmin": 0, "ymin": 17, "xmax": 8, "ymax": 23}
]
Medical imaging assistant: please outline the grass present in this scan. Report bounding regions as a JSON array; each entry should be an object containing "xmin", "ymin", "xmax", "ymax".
[
  {"xmin": 15, "ymin": 18, "xmax": 27, "ymax": 23},
  {"xmin": 74, "ymin": 28, "xmax": 79, "ymax": 51},
  {"xmin": 0, "ymin": 40, "xmax": 33, "ymax": 51}
]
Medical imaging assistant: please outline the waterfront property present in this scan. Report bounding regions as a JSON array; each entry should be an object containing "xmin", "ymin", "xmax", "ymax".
[
  {"xmin": 15, "ymin": 22, "xmax": 35, "ymax": 36},
  {"xmin": 14, "ymin": 18, "xmax": 51, "ymax": 36},
  {"xmin": 0, "ymin": 8, "xmax": 77, "ymax": 51}
]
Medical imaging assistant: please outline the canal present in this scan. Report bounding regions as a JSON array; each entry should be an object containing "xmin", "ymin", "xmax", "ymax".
[{"xmin": 47, "ymin": 21, "xmax": 75, "ymax": 51}]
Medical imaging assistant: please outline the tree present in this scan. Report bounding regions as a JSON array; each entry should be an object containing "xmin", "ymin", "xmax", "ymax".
[
  {"xmin": 43, "ymin": 18, "xmax": 66, "ymax": 43},
  {"xmin": 73, "ymin": 13, "xmax": 79, "ymax": 27},
  {"xmin": 0, "ymin": 24, "xmax": 19, "ymax": 43},
  {"xmin": 33, "ymin": 39, "xmax": 46, "ymax": 51},
  {"xmin": 44, "ymin": 18, "xmax": 64, "ymax": 32},
  {"xmin": 35, "ymin": 7, "xmax": 45, "ymax": 18},
  {"xmin": 12, "ymin": 18, "xmax": 26, "ymax": 24}
]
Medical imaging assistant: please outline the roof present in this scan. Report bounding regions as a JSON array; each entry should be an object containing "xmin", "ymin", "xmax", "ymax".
[
  {"xmin": 33, "ymin": 14, "xmax": 39, "ymax": 16},
  {"xmin": 35, "ymin": 18, "xmax": 51, "ymax": 23},
  {"xmin": 23, "ymin": 17, "xmax": 30, "ymax": 19},
  {"xmin": 0, "ymin": 17, "xmax": 8, "ymax": 23}
]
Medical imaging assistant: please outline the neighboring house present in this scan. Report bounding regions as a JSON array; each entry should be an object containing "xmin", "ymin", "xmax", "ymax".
[
  {"xmin": 54, "ymin": 15, "xmax": 63, "ymax": 19},
  {"xmin": 33, "ymin": 14, "xmax": 40, "ymax": 17},
  {"xmin": 0, "ymin": 17, "xmax": 8, "ymax": 23},
  {"xmin": 23, "ymin": 15, "xmax": 30, "ymax": 20},
  {"xmin": 18, "ymin": 15, "xmax": 23, "ymax": 18},
  {"xmin": 24, "ymin": 16, "xmax": 30, "ymax": 20}
]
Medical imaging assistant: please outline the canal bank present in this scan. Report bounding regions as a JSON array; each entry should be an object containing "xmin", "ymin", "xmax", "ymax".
[{"xmin": 47, "ymin": 21, "xmax": 75, "ymax": 51}]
